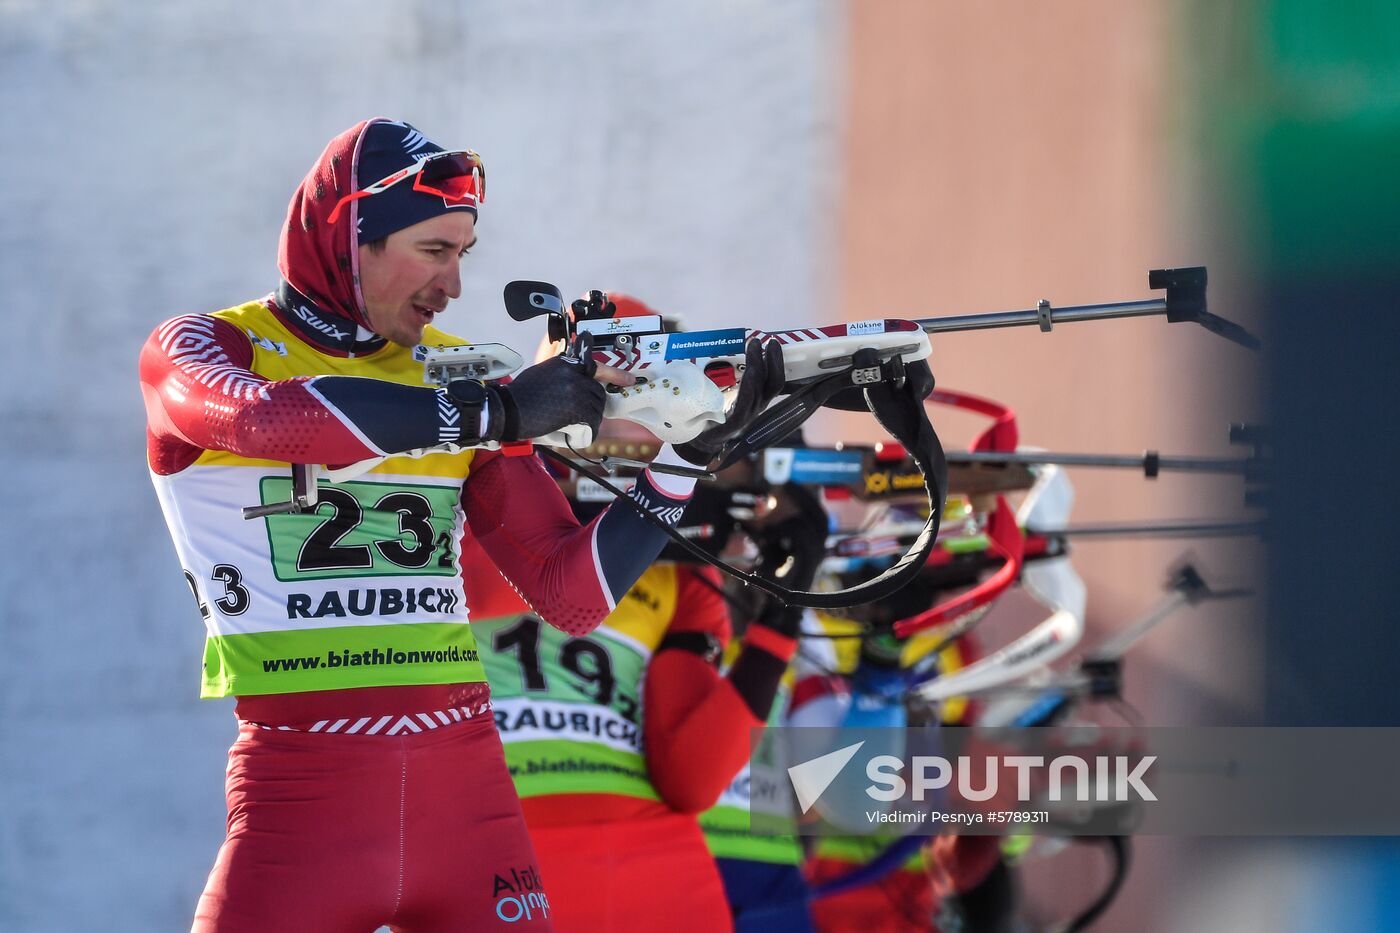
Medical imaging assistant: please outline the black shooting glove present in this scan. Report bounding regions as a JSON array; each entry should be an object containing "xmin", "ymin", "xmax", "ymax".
[
  {"xmin": 675, "ymin": 337, "xmax": 786, "ymax": 466},
  {"xmin": 448, "ymin": 334, "xmax": 606, "ymax": 444}
]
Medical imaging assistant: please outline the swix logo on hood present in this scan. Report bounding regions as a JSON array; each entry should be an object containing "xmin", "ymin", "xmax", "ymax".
[
  {"xmin": 293, "ymin": 303, "xmax": 350, "ymax": 341},
  {"xmin": 272, "ymin": 281, "xmax": 387, "ymax": 357},
  {"xmin": 492, "ymin": 865, "xmax": 550, "ymax": 923}
]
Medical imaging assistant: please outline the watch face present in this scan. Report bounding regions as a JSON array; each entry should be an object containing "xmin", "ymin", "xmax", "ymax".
[{"xmin": 447, "ymin": 379, "xmax": 487, "ymax": 406}]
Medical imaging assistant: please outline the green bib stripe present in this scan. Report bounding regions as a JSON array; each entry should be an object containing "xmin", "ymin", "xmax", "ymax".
[
  {"xmin": 202, "ymin": 622, "xmax": 484, "ymax": 698},
  {"xmin": 500, "ymin": 738, "xmax": 657, "ymax": 802}
]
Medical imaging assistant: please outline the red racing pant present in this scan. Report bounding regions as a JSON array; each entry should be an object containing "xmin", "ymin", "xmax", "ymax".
[
  {"xmin": 193, "ymin": 713, "xmax": 551, "ymax": 932},
  {"xmin": 526, "ymin": 813, "xmax": 732, "ymax": 932}
]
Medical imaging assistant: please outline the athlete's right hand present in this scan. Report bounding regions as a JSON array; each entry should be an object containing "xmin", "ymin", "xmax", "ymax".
[
  {"xmin": 487, "ymin": 353, "xmax": 607, "ymax": 443},
  {"xmin": 674, "ymin": 337, "xmax": 786, "ymax": 466}
]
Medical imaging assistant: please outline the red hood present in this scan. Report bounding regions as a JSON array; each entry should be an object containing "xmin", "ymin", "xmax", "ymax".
[{"xmin": 277, "ymin": 120, "xmax": 372, "ymax": 329}]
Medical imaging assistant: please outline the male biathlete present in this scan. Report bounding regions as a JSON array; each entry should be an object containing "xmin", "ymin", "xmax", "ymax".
[{"xmin": 139, "ymin": 119, "xmax": 779, "ymax": 931}]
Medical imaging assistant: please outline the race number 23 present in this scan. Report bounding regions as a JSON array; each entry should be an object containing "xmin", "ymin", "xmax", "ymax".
[{"xmin": 258, "ymin": 477, "xmax": 461, "ymax": 582}]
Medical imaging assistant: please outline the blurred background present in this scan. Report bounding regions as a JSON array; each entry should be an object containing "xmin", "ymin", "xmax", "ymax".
[{"xmin": 1, "ymin": 0, "xmax": 1396, "ymax": 929}]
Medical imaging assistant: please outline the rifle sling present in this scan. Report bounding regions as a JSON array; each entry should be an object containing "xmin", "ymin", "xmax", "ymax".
[{"xmin": 539, "ymin": 349, "xmax": 948, "ymax": 610}]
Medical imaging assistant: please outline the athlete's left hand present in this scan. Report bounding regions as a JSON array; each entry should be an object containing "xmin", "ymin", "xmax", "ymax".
[{"xmin": 489, "ymin": 353, "xmax": 607, "ymax": 443}]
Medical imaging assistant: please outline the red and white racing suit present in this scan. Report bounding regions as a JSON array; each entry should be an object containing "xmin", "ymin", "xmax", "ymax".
[{"xmin": 141, "ymin": 119, "xmax": 695, "ymax": 932}]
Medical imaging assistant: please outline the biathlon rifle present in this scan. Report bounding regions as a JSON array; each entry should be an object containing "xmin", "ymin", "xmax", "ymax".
[
  {"xmin": 480, "ymin": 265, "xmax": 1256, "ymax": 451},
  {"xmin": 458, "ymin": 266, "xmax": 1255, "ymax": 610},
  {"xmin": 455, "ymin": 277, "xmax": 953, "ymax": 611}
]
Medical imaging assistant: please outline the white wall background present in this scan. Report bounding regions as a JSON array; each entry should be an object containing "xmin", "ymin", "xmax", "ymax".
[{"xmin": 0, "ymin": 2, "xmax": 840, "ymax": 928}]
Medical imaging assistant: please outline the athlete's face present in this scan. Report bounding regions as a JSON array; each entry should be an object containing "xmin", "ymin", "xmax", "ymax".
[{"xmin": 358, "ymin": 212, "xmax": 477, "ymax": 347}]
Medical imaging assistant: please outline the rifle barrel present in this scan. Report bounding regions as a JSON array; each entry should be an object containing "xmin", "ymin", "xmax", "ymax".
[
  {"xmin": 946, "ymin": 450, "xmax": 1253, "ymax": 474},
  {"xmin": 916, "ymin": 298, "xmax": 1168, "ymax": 334},
  {"xmin": 1026, "ymin": 520, "xmax": 1264, "ymax": 539}
]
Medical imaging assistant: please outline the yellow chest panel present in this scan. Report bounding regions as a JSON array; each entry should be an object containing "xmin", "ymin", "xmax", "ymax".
[{"xmin": 197, "ymin": 301, "xmax": 475, "ymax": 477}]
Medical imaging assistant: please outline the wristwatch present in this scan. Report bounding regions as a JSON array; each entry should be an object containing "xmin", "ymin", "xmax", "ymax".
[{"xmin": 445, "ymin": 379, "xmax": 491, "ymax": 444}]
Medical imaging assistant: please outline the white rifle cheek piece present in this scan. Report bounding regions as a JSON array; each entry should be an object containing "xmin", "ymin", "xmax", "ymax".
[{"xmin": 602, "ymin": 361, "xmax": 727, "ymax": 444}]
